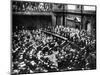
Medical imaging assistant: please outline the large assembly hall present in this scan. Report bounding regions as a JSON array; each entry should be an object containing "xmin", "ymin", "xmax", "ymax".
[{"xmin": 11, "ymin": 0, "xmax": 96, "ymax": 74}]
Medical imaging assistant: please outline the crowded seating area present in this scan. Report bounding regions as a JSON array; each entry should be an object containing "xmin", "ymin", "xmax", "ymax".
[
  {"xmin": 12, "ymin": 25, "xmax": 96, "ymax": 74},
  {"xmin": 12, "ymin": 1, "xmax": 96, "ymax": 74}
]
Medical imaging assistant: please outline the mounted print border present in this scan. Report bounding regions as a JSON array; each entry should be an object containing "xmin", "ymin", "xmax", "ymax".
[{"xmin": 11, "ymin": 0, "xmax": 96, "ymax": 74}]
